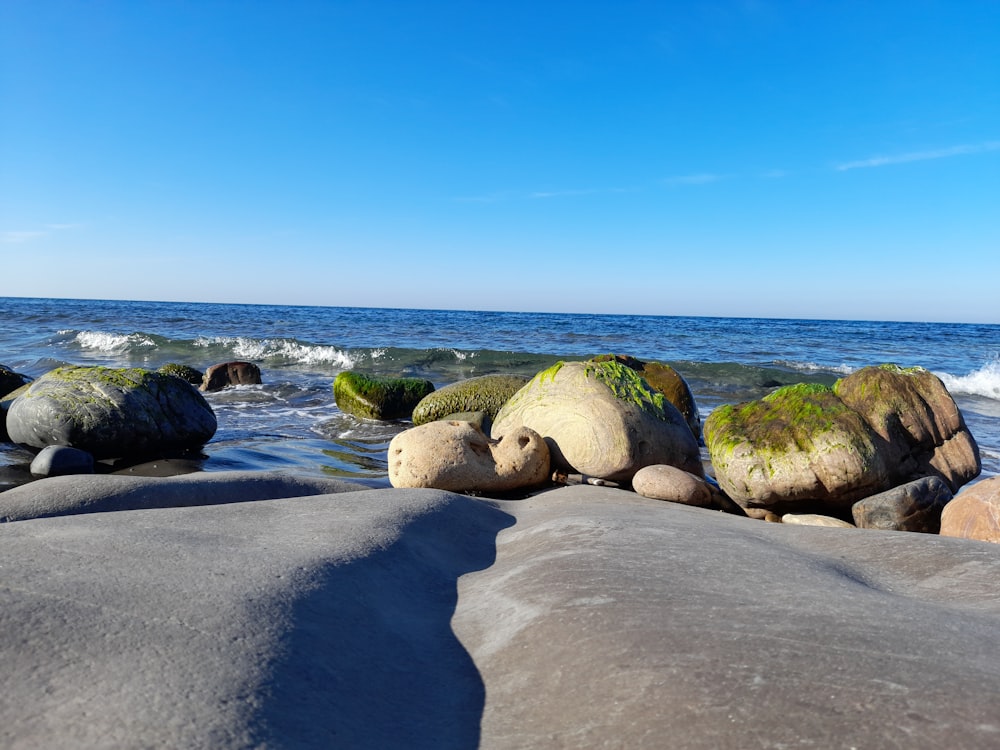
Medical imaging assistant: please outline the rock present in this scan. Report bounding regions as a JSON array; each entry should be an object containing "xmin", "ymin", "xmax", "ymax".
[
  {"xmin": 438, "ymin": 410, "xmax": 491, "ymax": 433},
  {"xmin": 0, "ymin": 470, "xmax": 364, "ymax": 522},
  {"xmin": 834, "ymin": 364, "xmax": 980, "ymax": 491},
  {"xmin": 411, "ymin": 374, "xmax": 529, "ymax": 426},
  {"xmin": 781, "ymin": 513, "xmax": 855, "ymax": 528},
  {"xmin": 940, "ymin": 476, "xmax": 1000, "ymax": 543},
  {"xmin": 0, "ymin": 382, "xmax": 30, "ymax": 442},
  {"xmin": 388, "ymin": 420, "xmax": 549, "ymax": 492},
  {"xmin": 200, "ymin": 361, "xmax": 262, "ymax": 391},
  {"xmin": 29, "ymin": 445, "xmax": 95, "ymax": 478},
  {"xmin": 6, "ymin": 365, "xmax": 217, "ymax": 460},
  {"xmin": 333, "ymin": 372, "xmax": 435, "ymax": 420},
  {"xmin": 158, "ymin": 362, "xmax": 204, "ymax": 385},
  {"xmin": 492, "ymin": 360, "xmax": 702, "ymax": 482},
  {"xmin": 591, "ymin": 354, "xmax": 701, "ymax": 442},
  {"xmin": 704, "ymin": 382, "xmax": 889, "ymax": 514},
  {"xmin": 852, "ymin": 476, "xmax": 952, "ymax": 533},
  {"xmin": 0, "ymin": 364, "xmax": 31, "ymax": 398},
  {"xmin": 632, "ymin": 464, "xmax": 713, "ymax": 507}
]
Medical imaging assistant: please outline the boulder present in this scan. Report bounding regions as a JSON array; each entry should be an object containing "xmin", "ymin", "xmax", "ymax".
[
  {"xmin": 0, "ymin": 364, "xmax": 31, "ymax": 398},
  {"xmin": 1, "ymin": 382, "xmax": 30, "ymax": 442},
  {"xmin": 333, "ymin": 372, "xmax": 435, "ymax": 420},
  {"xmin": 492, "ymin": 360, "xmax": 702, "ymax": 482},
  {"xmin": 411, "ymin": 374, "xmax": 529, "ymax": 426},
  {"xmin": 940, "ymin": 476, "xmax": 1000, "ymax": 543},
  {"xmin": 200, "ymin": 361, "xmax": 262, "ymax": 392},
  {"xmin": 833, "ymin": 364, "xmax": 980, "ymax": 491},
  {"xmin": 705, "ymin": 382, "xmax": 889, "ymax": 513},
  {"xmin": 781, "ymin": 513, "xmax": 856, "ymax": 528},
  {"xmin": 591, "ymin": 354, "xmax": 701, "ymax": 442},
  {"xmin": 631, "ymin": 464, "xmax": 713, "ymax": 507},
  {"xmin": 29, "ymin": 445, "xmax": 95, "ymax": 478},
  {"xmin": 388, "ymin": 420, "xmax": 549, "ymax": 492},
  {"xmin": 158, "ymin": 363, "xmax": 204, "ymax": 385},
  {"xmin": 6, "ymin": 366, "xmax": 217, "ymax": 460},
  {"xmin": 852, "ymin": 475, "xmax": 952, "ymax": 533}
]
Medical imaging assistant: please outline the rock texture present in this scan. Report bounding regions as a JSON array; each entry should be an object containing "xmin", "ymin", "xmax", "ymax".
[
  {"xmin": 28, "ymin": 445, "xmax": 95, "ymax": 478},
  {"xmin": 852, "ymin": 475, "xmax": 953, "ymax": 533},
  {"xmin": 200, "ymin": 361, "xmax": 262, "ymax": 391},
  {"xmin": 0, "ymin": 478, "xmax": 999, "ymax": 748},
  {"xmin": 492, "ymin": 360, "xmax": 702, "ymax": 482},
  {"xmin": 333, "ymin": 372, "xmax": 435, "ymax": 420},
  {"xmin": 6, "ymin": 366, "xmax": 217, "ymax": 459},
  {"xmin": 388, "ymin": 420, "xmax": 549, "ymax": 492},
  {"xmin": 940, "ymin": 475, "xmax": 1000, "ymax": 543},
  {"xmin": 411, "ymin": 374, "xmax": 530, "ymax": 426},
  {"xmin": 631, "ymin": 463, "xmax": 713, "ymax": 507}
]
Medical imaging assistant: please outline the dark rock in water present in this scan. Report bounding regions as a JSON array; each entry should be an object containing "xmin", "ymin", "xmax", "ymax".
[
  {"xmin": 0, "ymin": 364, "xmax": 32, "ymax": 399},
  {"xmin": 29, "ymin": 445, "xmax": 95, "ymax": 478},
  {"xmin": 592, "ymin": 354, "xmax": 701, "ymax": 442},
  {"xmin": 1, "ymin": 383, "xmax": 30, "ymax": 442},
  {"xmin": 852, "ymin": 475, "xmax": 952, "ymax": 532},
  {"xmin": 200, "ymin": 361, "xmax": 262, "ymax": 391},
  {"xmin": 834, "ymin": 364, "xmax": 981, "ymax": 492},
  {"xmin": 334, "ymin": 372, "xmax": 434, "ymax": 420},
  {"xmin": 412, "ymin": 374, "xmax": 529, "ymax": 427},
  {"xmin": 158, "ymin": 363, "xmax": 204, "ymax": 385},
  {"xmin": 5, "ymin": 365, "xmax": 217, "ymax": 460}
]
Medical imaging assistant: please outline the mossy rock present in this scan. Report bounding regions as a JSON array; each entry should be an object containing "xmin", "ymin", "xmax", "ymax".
[
  {"xmin": 833, "ymin": 364, "xmax": 980, "ymax": 491},
  {"xmin": 333, "ymin": 372, "xmax": 435, "ymax": 421},
  {"xmin": 492, "ymin": 359, "xmax": 701, "ymax": 482},
  {"xmin": 704, "ymin": 382, "xmax": 889, "ymax": 512},
  {"xmin": 157, "ymin": 363, "xmax": 204, "ymax": 385},
  {"xmin": 411, "ymin": 374, "xmax": 530, "ymax": 427},
  {"xmin": 591, "ymin": 354, "xmax": 701, "ymax": 442},
  {"xmin": 5, "ymin": 366, "xmax": 217, "ymax": 459}
]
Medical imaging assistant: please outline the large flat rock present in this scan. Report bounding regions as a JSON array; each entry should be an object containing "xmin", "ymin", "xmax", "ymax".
[{"xmin": 1, "ymin": 477, "xmax": 999, "ymax": 748}]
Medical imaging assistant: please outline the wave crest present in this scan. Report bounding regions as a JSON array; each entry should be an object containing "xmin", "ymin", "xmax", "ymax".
[{"xmin": 937, "ymin": 357, "xmax": 1000, "ymax": 400}]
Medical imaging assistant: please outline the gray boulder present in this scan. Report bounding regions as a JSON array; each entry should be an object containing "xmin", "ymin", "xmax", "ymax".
[
  {"xmin": 6, "ymin": 365, "xmax": 217, "ymax": 459},
  {"xmin": 852, "ymin": 475, "xmax": 953, "ymax": 532},
  {"xmin": 492, "ymin": 360, "xmax": 702, "ymax": 482},
  {"xmin": 29, "ymin": 445, "xmax": 95, "ymax": 478}
]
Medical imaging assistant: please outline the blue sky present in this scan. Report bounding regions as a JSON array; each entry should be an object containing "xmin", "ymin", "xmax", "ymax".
[{"xmin": 2, "ymin": 1, "xmax": 998, "ymax": 322}]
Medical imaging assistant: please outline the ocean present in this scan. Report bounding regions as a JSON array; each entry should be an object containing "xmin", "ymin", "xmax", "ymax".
[{"xmin": 2, "ymin": 296, "xmax": 999, "ymax": 492}]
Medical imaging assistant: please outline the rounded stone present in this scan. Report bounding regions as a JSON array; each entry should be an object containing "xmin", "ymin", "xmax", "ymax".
[
  {"xmin": 632, "ymin": 464, "xmax": 713, "ymax": 507},
  {"xmin": 411, "ymin": 375, "xmax": 530, "ymax": 426},
  {"xmin": 30, "ymin": 445, "xmax": 96, "ymax": 477},
  {"xmin": 781, "ymin": 513, "xmax": 856, "ymax": 528},
  {"xmin": 940, "ymin": 476, "xmax": 1000, "ymax": 543}
]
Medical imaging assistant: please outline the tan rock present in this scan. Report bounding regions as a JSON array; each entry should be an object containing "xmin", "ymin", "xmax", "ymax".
[
  {"xmin": 781, "ymin": 513, "xmax": 855, "ymax": 528},
  {"xmin": 632, "ymin": 464, "xmax": 713, "ymax": 507},
  {"xmin": 388, "ymin": 420, "xmax": 550, "ymax": 492},
  {"xmin": 940, "ymin": 476, "xmax": 1000, "ymax": 543}
]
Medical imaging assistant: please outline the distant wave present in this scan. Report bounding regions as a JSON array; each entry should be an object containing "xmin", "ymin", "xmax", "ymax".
[
  {"xmin": 193, "ymin": 335, "xmax": 360, "ymax": 368},
  {"xmin": 937, "ymin": 357, "xmax": 1000, "ymax": 400},
  {"xmin": 774, "ymin": 359, "xmax": 855, "ymax": 376},
  {"xmin": 71, "ymin": 330, "xmax": 157, "ymax": 351}
]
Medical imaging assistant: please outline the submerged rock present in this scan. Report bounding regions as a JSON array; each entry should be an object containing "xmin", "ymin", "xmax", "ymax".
[
  {"xmin": 492, "ymin": 359, "xmax": 702, "ymax": 482},
  {"xmin": 6, "ymin": 365, "xmax": 217, "ymax": 460},
  {"xmin": 388, "ymin": 420, "xmax": 549, "ymax": 492},
  {"xmin": 200, "ymin": 361, "xmax": 262, "ymax": 391},
  {"xmin": 334, "ymin": 372, "xmax": 435, "ymax": 420}
]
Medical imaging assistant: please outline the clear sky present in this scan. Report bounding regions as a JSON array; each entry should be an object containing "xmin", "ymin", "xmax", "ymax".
[{"xmin": 2, "ymin": 1, "xmax": 998, "ymax": 322}]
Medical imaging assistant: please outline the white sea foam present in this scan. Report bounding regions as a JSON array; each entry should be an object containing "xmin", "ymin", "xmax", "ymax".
[
  {"xmin": 937, "ymin": 357, "xmax": 1000, "ymax": 400},
  {"xmin": 776, "ymin": 359, "xmax": 854, "ymax": 375},
  {"xmin": 194, "ymin": 336, "xmax": 358, "ymax": 368},
  {"xmin": 74, "ymin": 330, "xmax": 156, "ymax": 351}
]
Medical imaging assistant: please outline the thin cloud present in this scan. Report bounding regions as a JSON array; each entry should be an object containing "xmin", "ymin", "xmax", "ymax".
[
  {"xmin": 836, "ymin": 140, "xmax": 1000, "ymax": 171},
  {"xmin": 662, "ymin": 173, "xmax": 728, "ymax": 186},
  {"xmin": 1, "ymin": 230, "xmax": 46, "ymax": 244}
]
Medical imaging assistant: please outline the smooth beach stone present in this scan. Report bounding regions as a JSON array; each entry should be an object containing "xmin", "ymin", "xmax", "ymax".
[
  {"xmin": 591, "ymin": 354, "xmax": 701, "ymax": 442},
  {"xmin": 704, "ymin": 382, "xmax": 889, "ymax": 514},
  {"xmin": 388, "ymin": 420, "xmax": 550, "ymax": 492},
  {"xmin": 6, "ymin": 366, "xmax": 217, "ymax": 460},
  {"xmin": 29, "ymin": 445, "xmax": 95, "ymax": 478},
  {"xmin": 834, "ymin": 364, "xmax": 981, "ymax": 491},
  {"xmin": 411, "ymin": 374, "xmax": 530, "ymax": 426},
  {"xmin": 158, "ymin": 362, "xmax": 204, "ymax": 385},
  {"xmin": 781, "ymin": 513, "xmax": 855, "ymax": 528},
  {"xmin": 0, "ymin": 382, "xmax": 30, "ymax": 442},
  {"xmin": 200, "ymin": 361, "xmax": 262, "ymax": 391},
  {"xmin": 939, "ymin": 476, "xmax": 1000, "ymax": 543},
  {"xmin": 333, "ymin": 372, "xmax": 435, "ymax": 420},
  {"xmin": 852, "ymin": 475, "xmax": 952, "ymax": 533},
  {"xmin": 0, "ymin": 364, "xmax": 31, "ymax": 399},
  {"xmin": 631, "ymin": 464, "xmax": 713, "ymax": 507},
  {"xmin": 492, "ymin": 360, "xmax": 702, "ymax": 483}
]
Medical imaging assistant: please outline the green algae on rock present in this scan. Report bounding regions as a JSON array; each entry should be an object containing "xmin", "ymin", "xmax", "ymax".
[
  {"xmin": 333, "ymin": 372, "xmax": 435, "ymax": 420},
  {"xmin": 411, "ymin": 374, "xmax": 530, "ymax": 426},
  {"xmin": 5, "ymin": 365, "xmax": 217, "ymax": 459}
]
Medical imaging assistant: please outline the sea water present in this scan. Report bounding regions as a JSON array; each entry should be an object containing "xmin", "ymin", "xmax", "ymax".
[{"xmin": 2, "ymin": 296, "xmax": 998, "ymax": 490}]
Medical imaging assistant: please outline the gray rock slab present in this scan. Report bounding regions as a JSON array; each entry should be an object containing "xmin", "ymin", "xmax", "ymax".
[
  {"xmin": 457, "ymin": 486, "xmax": 1000, "ymax": 749},
  {"xmin": 0, "ymin": 470, "xmax": 366, "ymax": 521},
  {"xmin": 0, "ymin": 486, "xmax": 514, "ymax": 749}
]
